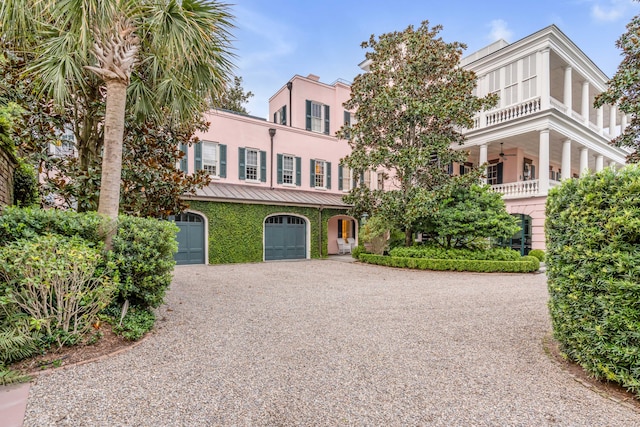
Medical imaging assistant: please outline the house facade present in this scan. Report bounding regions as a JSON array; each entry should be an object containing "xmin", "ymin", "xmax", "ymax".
[
  {"xmin": 456, "ymin": 25, "xmax": 628, "ymax": 253},
  {"xmin": 178, "ymin": 74, "xmax": 360, "ymax": 264},
  {"xmin": 177, "ymin": 25, "xmax": 627, "ymax": 263}
]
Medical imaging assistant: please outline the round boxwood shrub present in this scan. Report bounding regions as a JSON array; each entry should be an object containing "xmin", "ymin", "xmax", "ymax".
[
  {"xmin": 527, "ymin": 249, "xmax": 545, "ymax": 262},
  {"xmin": 546, "ymin": 166, "xmax": 640, "ymax": 397}
]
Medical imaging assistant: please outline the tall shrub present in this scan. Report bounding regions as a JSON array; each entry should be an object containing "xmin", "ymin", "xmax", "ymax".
[{"xmin": 546, "ymin": 166, "xmax": 640, "ymax": 396}]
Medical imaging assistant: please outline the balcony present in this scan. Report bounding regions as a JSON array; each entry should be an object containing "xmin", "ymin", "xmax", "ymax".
[{"xmin": 491, "ymin": 179, "xmax": 561, "ymax": 199}]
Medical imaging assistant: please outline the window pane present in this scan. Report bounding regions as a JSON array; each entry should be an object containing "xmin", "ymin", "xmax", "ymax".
[
  {"xmin": 246, "ymin": 149, "xmax": 258, "ymax": 181},
  {"xmin": 315, "ymin": 160, "xmax": 325, "ymax": 188},
  {"xmin": 311, "ymin": 102, "xmax": 323, "ymax": 132},
  {"xmin": 283, "ymin": 155, "xmax": 294, "ymax": 184},
  {"xmin": 203, "ymin": 143, "xmax": 218, "ymax": 176}
]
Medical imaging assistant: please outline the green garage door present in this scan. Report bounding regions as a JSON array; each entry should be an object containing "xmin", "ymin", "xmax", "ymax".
[
  {"xmin": 172, "ymin": 213, "xmax": 205, "ymax": 265},
  {"xmin": 265, "ymin": 215, "xmax": 306, "ymax": 261}
]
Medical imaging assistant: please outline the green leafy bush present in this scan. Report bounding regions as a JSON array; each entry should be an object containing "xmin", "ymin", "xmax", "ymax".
[
  {"xmin": 390, "ymin": 246, "xmax": 521, "ymax": 261},
  {"xmin": 0, "ymin": 207, "xmax": 179, "ymax": 310},
  {"xmin": 13, "ymin": 159, "xmax": 39, "ymax": 207},
  {"xmin": 359, "ymin": 254, "xmax": 539, "ymax": 273},
  {"xmin": 528, "ymin": 249, "xmax": 545, "ymax": 262},
  {"xmin": 112, "ymin": 216, "xmax": 178, "ymax": 309},
  {"xmin": 546, "ymin": 166, "xmax": 640, "ymax": 396},
  {"xmin": 0, "ymin": 234, "xmax": 116, "ymax": 347},
  {"xmin": 101, "ymin": 305, "xmax": 156, "ymax": 341},
  {"xmin": 351, "ymin": 245, "xmax": 366, "ymax": 260}
]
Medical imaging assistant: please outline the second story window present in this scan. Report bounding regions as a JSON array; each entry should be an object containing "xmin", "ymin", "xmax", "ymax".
[
  {"xmin": 504, "ymin": 62, "xmax": 518, "ymax": 106},
  {"xmin": 339, "ymin": 165, "xmax": 352, "ymax": 192},
  {"xmin": 274, "ymin": 105, "xmax": 287, "ymax": 125},
  {"xmin": 311, "ymin": 159, "xmax": 331, "ymax": 189},
  {"xmin": 239, "ymin": 147, "xmax": 266, "ymax": 183},
  {"xmin": 277, "ymin": 153, "xmax": 301, "ymax": 186},
  {"xmin": 488, "ymin": 69, "xmax": 501, "ymax": 107},
  {"xmin": 195, "ymin": 141, "xmax": 227, "ymax": 178},
  {"xmin": 306, "ymin": 100, "xmax": 330, "ymax": 134},
  {"xmin": 522, "ymin": 53, "xmax": 537, "ymax": 100}
]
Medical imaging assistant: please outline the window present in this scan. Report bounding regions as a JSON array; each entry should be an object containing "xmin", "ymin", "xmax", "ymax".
[
  {"xmin": 504, "ymin": 62, "xmax": 518, "ymax": 106},
  {"xmin": 522, "ymin": 54, "xmax": 537, "ymax": 100},
  {"xmin": 239, "ymin": 147, "xmax": 266, "ymax": 182},
  {"xmin": 196, "ymin": 142, "xmax": 227, "ymax": 178},
  {"xmin": 487, "ymin": 163, "xmax": 498, "ymax": 185},
  {"xmin": 339, "ymin": 165, "xmax": 352, "ymax": 191},
  {"xmin": 277, "ymin": 154, "xmax": 301, "ymax": 186},
  {"xmin": 51, "ymin": 132, "xmax": 76, "ymax": 158},
  {"xmin": 246, "ymin": 149, "xmax": 258, "ymax": 181},
  {"xmin": 310, "ymin": 159, "xmax": 331, "ymax": 189},
  {"xmin": 377, "ymin": 172, "xmax": 385, "ymax": 190},
  {"xmin": 488, "ymin": 69, "xmax": 501, "ymax": 105},
  {"xmin": 306, "ymin": 100, "xmax": 330, "ymax": 134},
  {"xmin": 274, "ymin": 105, "xmax": 287, "ymax": 125}
]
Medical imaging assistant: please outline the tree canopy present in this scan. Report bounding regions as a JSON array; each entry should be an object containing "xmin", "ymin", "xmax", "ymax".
[
  {"xmin": 337, "ymin": 21, "xmax": 498, "ymax": 246},
  {"xmin": 595, "ymin": 13, "xmax": 640, "ymax": 162},
  {"xmin": 218, "ymin": 76, "xmax": 254, "ymax": 114}
]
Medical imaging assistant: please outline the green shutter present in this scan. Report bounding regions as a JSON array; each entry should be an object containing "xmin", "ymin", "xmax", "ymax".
[
  {"xmin": 344, "ymin": 111, "xmax": 351, "ymax": 126},
  {"xmin": 338, "ymin": 219, "xmax": 343, "ymax": 238},
  {"xmin": 338, "ymin": 165, "xmax": 343, "ymax": 190},
  {"xmin": 459, "ymin": 164, "xmax": 465, "ymax": 175},
  {"xmin": 282, "ymin": 105, "xmax": 287, "ymax": 125},
  {"xmin": 179, "ymin": 143, "xmax": 188, "ymax": 172},
  {"xmin": 273, "ymin": 112, "xmax": 277, "ymax": 123},
  {"xmin": 497, "ymin": 162, "xmax": 504, "ymax": 184},
  {"xmin": 260, "ymin": 150, "xmax": 267, "ymax": 182},
  {"xmin": 305, "ymin": 100, "xmax": 312, "ymax": 131},
  {"xmin": 310, "ymin": 159, "xmax": 315, "ymax": 187},
  {"xmin": 530, "ymin": 165, "xmax": 536, "ymax": 180},
  {"xmin": 277, "ymin": 154, "xmax": 283, "ymax": 184},
  {"xmin": 219, "ymin": 144, "xmax": 227, "ymax": 178},
  {"xmin": 238, "ymin": 147, "xmax": 245, "ymax": 180},
  {"xmin": 324, "ymin": 105, "xmax": 330, "ymax": 135},
  {"xmin": 326, "ymin": 161, "xmax": 331, "ymax": 189},
  {"xmin": 295, "ymin": 157, "xmax": 301, "ymax": 186},
  {"xmin": 194, "ymin": 142, "xmax": 202, "ymax": 171},
  {"xmin": 359, "ymin": 171, "xmax": 364, "ymax": 185}
]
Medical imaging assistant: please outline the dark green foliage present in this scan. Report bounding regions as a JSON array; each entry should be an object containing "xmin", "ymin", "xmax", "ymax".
[
  {"xmin": 390, "ymin": 246, "xmax": 521, "ymax": 261},
  {"xmin": 0, "ymin": 207, "xmax": 178, "ymax": 310},
  {"xmin": 0, "ymin": 365, "xmax": 30, "ymax": 385},
  {"xmin": 189, "ymin": 201, "xmax": 347, "ymax": 264},
  {"xmin": 102, "ymin": 305, "xmax": 155, "ymax": 341},
  {"xmin": 351, "ymin": 245, "xmax": 366, "ymax": 259},
  {"xmin": 12, "ymin": 159, "xmax": 39, "ymax": 207},
  {"xmin": 528, "ymin": 249, "xmax": 545, "ymax": 262},
  {"xmin": 359, "ymin": 253, "xmax": 539, "ymax": 273},
  {"xmin": 0, "ymin": 206, "xmax": 105, "ymax": 245},
  {"xmin": 111, "ymin": 216, "xmax": 178, "ymax": 309},
  {"xmin": 546, "ymin": 166, "xmax": 640, "ymax": 396}
]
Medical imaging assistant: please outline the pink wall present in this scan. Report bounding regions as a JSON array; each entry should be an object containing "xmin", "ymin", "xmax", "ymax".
[
  {"xmin": 269, "ymin": 74, "xmax": 353, "ymax": 136},
  {"xmin": 504, "ymin": 197, "xmax": 547, "ymax": 250},
  {"xmin": 192, "ymin": 110, "xmax": 352, "ymax": 193}
]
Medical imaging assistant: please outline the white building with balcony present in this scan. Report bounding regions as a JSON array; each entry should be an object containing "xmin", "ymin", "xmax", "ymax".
[{"xmin": 459, "ymin": 25, "xmax": 628, "ymax": 253}]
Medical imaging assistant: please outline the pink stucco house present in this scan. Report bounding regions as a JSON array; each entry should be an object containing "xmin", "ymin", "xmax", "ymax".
[{"xmin": 175, "ymin": 25, "xmax": 627, "ymax": 264}]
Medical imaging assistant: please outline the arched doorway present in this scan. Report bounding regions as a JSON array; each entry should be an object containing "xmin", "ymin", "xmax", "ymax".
[
  {"xmin": 264, "ymin": 215, "xmax": 307, "ymax": 261},
  {"xmin": 171, "ymin": 212, "xmax": 206, "ymax": 265}
]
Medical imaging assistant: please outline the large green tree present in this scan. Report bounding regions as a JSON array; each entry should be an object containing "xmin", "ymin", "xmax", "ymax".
[
  {"xmin": 1, "ymin": 0, "xmax": 234, "ymax": 246},
  {"xmin": 337, "ymin": 21, "xmax": 497, "ymax": 246},
  {"xmin": 594, "ymin": 12, "xmax": 640, "ymax": 162},
  {"xmin": 218, "ymin": 76, "xmax": 254, "ymax": 114}
]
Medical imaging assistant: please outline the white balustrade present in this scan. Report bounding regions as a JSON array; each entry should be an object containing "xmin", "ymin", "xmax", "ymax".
[
  {"xmin": 491, "ymin": 179, "xmax": 561, "ymax": 198},
  {"xmin": 484, "ymin": 97, "xmax": 541, "ymax": 126}
]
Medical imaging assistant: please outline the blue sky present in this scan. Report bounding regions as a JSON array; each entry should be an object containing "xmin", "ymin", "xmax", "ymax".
[{"xmin": 229, "ymin": 0, "xmax": 640, "ymax": 119}]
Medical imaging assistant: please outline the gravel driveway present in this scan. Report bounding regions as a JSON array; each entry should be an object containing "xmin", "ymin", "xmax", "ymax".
[{"xmin": 24, "ymin": 260, "xmax": 640, "ymax": 426}]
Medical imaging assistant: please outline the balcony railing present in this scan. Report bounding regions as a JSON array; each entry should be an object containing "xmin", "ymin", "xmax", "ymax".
[
  {"xmin": 491, "ymin": 179, "xmax": 561, "ymax": 199},
  {"xmin": 484, "ymin": 97, "xmax": 541, "ymax": 127}
]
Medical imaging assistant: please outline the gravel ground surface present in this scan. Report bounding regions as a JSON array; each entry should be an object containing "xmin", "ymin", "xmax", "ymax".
[{"xmin": 24, "ymin": 260, "xmax": 640, "ymax": 426}]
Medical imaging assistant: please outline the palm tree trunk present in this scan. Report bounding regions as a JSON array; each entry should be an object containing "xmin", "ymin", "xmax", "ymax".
[{"xmin": 97, "ymin": 79, "xmax": 128, "ymax": 249}]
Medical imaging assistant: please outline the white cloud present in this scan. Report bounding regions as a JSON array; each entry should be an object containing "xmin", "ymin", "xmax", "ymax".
[
  {"xmin": 487, "ymin": 19, "xmax": 513, "ymax": 42},
  {"xmin": 590, "ymin": 0, "xmax": 634, "ymax": 22}
]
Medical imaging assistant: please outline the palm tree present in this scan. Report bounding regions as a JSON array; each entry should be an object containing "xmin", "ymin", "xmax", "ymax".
[{"xmin": 0, "ymin": 0, "xmax": 234, "ymax": 246}]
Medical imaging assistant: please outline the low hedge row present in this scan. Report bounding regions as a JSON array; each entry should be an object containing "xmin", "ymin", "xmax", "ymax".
[
  {"xmin": 389, "ymin": 246, "xmax": 521, "ymax": 261},
  {"xmin": 359, "ymin": 254, "xmax": 540, "ymax": 273}
]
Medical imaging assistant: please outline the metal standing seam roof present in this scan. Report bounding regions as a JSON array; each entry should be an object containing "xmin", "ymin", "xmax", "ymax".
[{"xmin": 184, "ymin": 182, "xmax": 351, "ymax": 209}]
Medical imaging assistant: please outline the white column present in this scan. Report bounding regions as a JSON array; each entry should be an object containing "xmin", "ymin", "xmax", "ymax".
[
  {"xmin": 539, "ymin": 130, "xmax": 550, "ymax": 194},
  {"xmin": 540, "ymin": 48, "xmax": 551, "ymax": 110},
  {"xmin": 580, "ymin": 147, "xmax": 589, "ymax": 177},
  {"xmin": 581, "ymin": 81, "xmax": 590, "ymax": 125},
  {"xmin": 595, "ymin": 155, "xmax": 604, "ymax": 172},
  {"xmin": 597, "ymin": 106, "xmax": 604, "ymax": 135},
  {"xmin": 561, "ymin": 139, "xmax": 572, "ymax": 180},
  {"xmin": 563, "ymin": 66, "xmax": 572, "ymax": 113},
  {"xmin": 609, "ymin": 104, "xmax": 617, "ymax": 137},
  {"xmin": 479, "ymin": 144, "xmax": 488, "ymax": 184}
]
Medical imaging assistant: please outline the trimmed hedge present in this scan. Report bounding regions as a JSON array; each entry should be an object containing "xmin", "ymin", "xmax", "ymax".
[
  {"xmin": 528, "ymin": 249, "xmax": 545, "ymax": 262},
  {"xmin": 546, "ymin": 166, "xmax": 640, "ymax": 397},
  {"xmin": 359, "ymin": 254, "xmax": 540, "ymax": 273},
  {"xmin": 390, "ymin": 246, "xmax": 521, "ymax": 261}
]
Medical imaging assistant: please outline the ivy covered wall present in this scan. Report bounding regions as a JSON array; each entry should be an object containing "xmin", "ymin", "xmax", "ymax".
[{"xmin": 189, "ymin": 201, "xmax": 347, "ymax": 264}]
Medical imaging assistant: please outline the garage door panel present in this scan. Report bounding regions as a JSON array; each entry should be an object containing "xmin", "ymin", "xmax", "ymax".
[
  {"xmin": 172, "ymin": 213, "xmax": 205, "ymax": 265},
  {"xmin": 265, "ymin": 215, "xmax": 306, "ymax": 261}
]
